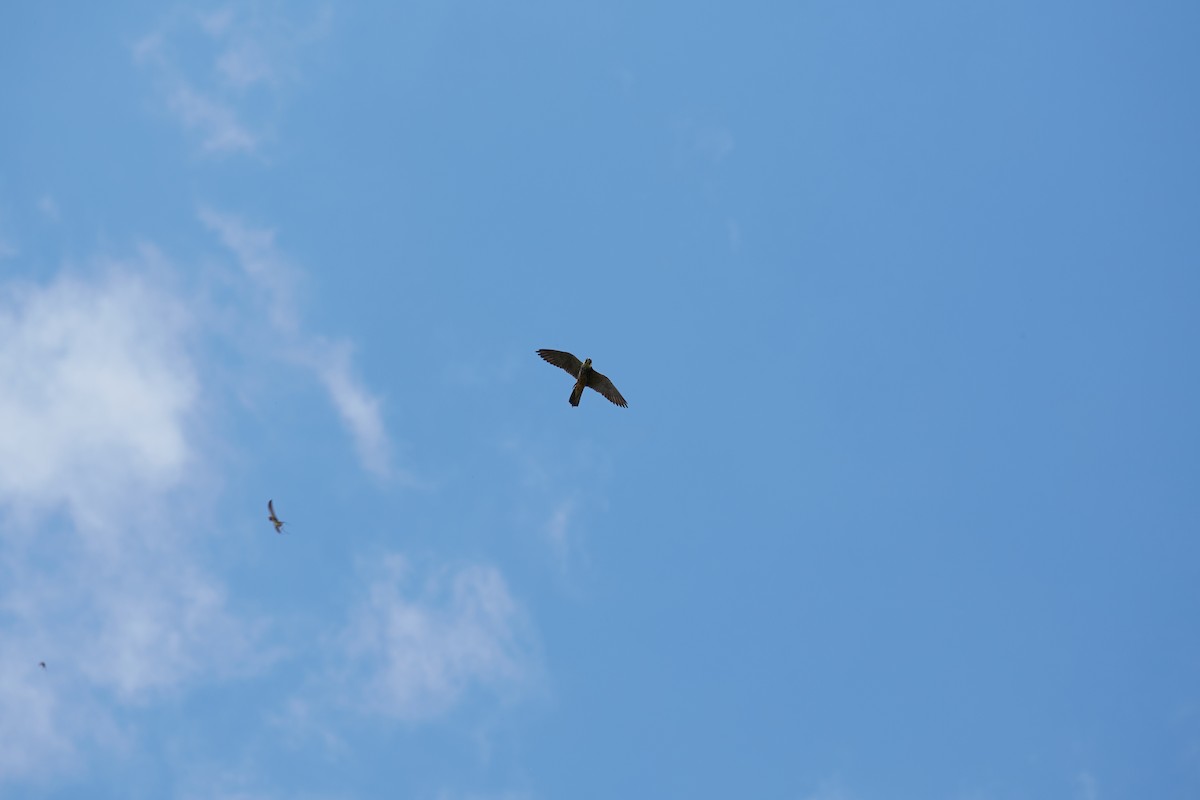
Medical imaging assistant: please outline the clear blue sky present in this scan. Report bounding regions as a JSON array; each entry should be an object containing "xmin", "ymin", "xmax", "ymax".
[{"xmin": 1, "ymin": 2, "xmax": 1198, "ymax": 798}]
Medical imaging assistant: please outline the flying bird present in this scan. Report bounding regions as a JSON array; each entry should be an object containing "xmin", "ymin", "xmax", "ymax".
[
  {"xmin": 267, "ymin": 500, "xmax": 285, "ymax": 534},
  {"xmin": 537, "ymin": 349, "xmax": 628, "ymax": 408},
  {"xmin": 38, "ymin": 662, "xmax": 45, "ymax": 669}
]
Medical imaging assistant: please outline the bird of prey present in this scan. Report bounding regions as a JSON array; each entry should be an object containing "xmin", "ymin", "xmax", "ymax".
[
  {"xmin": 537, "ymin": 349, "xmax": 628, "ymax": 408},
  {"xmin": 267, "ymin": 500, "xmax": 285, "ymax": 534}
]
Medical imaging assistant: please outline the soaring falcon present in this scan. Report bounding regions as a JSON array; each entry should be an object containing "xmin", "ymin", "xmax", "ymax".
[
  {"xmin": 537, "ymin": 349, "xmax": 628, "ymax": 408},
  {"xmin": 267, "ymin": 500, "xmax": 285, "ymax": 534}
]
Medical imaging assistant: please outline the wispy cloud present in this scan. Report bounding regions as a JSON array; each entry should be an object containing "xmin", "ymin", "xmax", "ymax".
[
  {"xmin": 196, "ymin": 207, "xmax": 299, "ymax": 331},
  {"xmin": 335, "ymin": 555, "xmax": 537, "ymax": 721},
  {"xmin": 199, "ymin": 207, "xmax": 398, "ymax": 479},
  {"xmin": 202, "ymin": 4, "xmax": 331, "ymax": 89},
  {"xmin": 134, "ymin": 27, "xmax": 258, "ymax": 157},
  {"xmin": 167, "ymin": 83, "xmax": 258, "ymax": 154},
  {"xmin": 308, "ymin": 339, "xmax": 392, "ymax": 477},
  {"xmin": 134, "ymin": 3, "xmax": 330, "ymax": 156}
]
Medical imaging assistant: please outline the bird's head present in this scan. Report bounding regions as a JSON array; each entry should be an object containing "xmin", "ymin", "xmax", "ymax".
[{"xmin": 583, "ymin": 358, "xmax": 592, "ymax": 368}]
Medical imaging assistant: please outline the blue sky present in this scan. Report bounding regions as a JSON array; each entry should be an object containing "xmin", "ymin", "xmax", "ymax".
[{"xmin": 1, "ymin": 2, "xmax": 1198, "ymax": 798}]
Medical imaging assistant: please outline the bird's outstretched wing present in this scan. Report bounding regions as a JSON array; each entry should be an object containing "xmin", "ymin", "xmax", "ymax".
[
  {"xmin": 537, "ymin": 349, "xmax": 583, "ymax": 378},
  {"xmin": 268, "ymin": 499, "xmax": 277, "ymax": 518},
  {"xmin": 587, "ymin": 370, "xmax": 628, "ymax": 407}
]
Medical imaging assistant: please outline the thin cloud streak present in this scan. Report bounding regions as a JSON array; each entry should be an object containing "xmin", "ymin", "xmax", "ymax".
[
  {"xmin": 309, "ymin": 340, "xmax": 392, "ymax": 478},
  {"xmin": 197, "ymin": 207, "xmax": 299, "ymax": 332},
  {"xmin": 134, "ymin": 29, "xmax": 260, "ymax": 157},
  {"xmin": 135, "ymin": 4, "xmax": 330, "ymax": 156},
  {"xmin": 201, "ymin": 4, "xmax": 332, "ymax": 90},
  {"xmin": 199, "ymin": 207, "xmax": 397, "ymax": 480}
]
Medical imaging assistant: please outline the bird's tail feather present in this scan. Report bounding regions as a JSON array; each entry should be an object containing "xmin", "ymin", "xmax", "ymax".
[{"xmin": 569, "ymin": 383, "xmax": 583, "ymax": 406}]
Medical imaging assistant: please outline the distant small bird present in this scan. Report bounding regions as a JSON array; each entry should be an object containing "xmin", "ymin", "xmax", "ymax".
[
  {"xmin": 267, "ymin": 500, "xmax": 285, "ymax": 534},
  {"xmin": 537, "ymin": 349, "xmax": 628, "ymax": 408},
  {"xmin": 39, "ymin": 662, "xmax": 45, "ymax": 669}
]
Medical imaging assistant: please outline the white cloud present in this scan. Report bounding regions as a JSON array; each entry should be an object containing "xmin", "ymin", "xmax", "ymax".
[
  {"xmin": 0, "ymin": 260, "xmax": 262, "ymax": 781},
  {"xmin": 0, "ymin": 222, "xmax": 519, "ymax": 789},
  {"xmin": 199, "ymin": 207, "xmax": 397, "ymax": 479},
  {"xmin": 0, "ymin": 264, "xmax": 194, "ymax": 518},
  {"xmin": 338, "ymin": 555, "xmax": 535, "ymax": 721}
]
